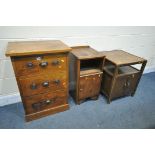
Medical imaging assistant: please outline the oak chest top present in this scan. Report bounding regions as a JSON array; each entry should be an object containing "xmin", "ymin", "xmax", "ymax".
[
  {"xmin": 100, "ymin": 50, "xmax": 146, "ymax": 65},
  {"xmin": 71, "ymin": 46, "xmax": 104, "ymax": 59},
  {"xmin": 6, "ymin": 40, "xmax": 72, "ymax": 57}
]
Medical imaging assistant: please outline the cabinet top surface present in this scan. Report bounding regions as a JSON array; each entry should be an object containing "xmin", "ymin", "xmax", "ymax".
[
  {"xmin": 71, "ymin": 46, "xmax": 105, "ymax": 59},
  {"xmin": 100, "ymin": 50, "xmax": 146, "ymax": 65},
  {"xmin": 6, "ymin": 40, "xmax": 72, "ymax": 57}
]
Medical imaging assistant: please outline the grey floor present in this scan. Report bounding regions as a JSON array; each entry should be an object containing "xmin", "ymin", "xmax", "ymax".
[{"xmin": 0, "ymin": 72, "xmax": 155, "ymax": 129}]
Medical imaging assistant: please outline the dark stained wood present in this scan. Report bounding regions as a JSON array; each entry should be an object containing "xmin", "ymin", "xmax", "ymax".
[
  {"xmin": 111, "ymin": 73, "xmax": 140, "ymax": 99},
  {"xmin": 6, "ymin": 40, "xmax": 72, "ymax": 56},
  {"xmin": 69, "ymin": 46, "xmax": 105, "ymax": 104},
  {"xmin": 6, "ymin": 40, "xmax": 70, "ymax": 121},
  {"xmin": 101, "ymin": 50, "xmax": 146, "ymax": 66},
  {"xmin": 100, "ymin": 50, "xmax": 147, "ymax": 103}
]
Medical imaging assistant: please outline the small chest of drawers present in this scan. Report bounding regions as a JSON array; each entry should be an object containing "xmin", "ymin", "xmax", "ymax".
[{"xmin": 6, "ymin": 40, "xmax": 71, "ymax": 121}]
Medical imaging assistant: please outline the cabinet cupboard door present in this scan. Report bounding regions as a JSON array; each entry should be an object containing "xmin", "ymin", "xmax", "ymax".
[
  {"xmin": 112, "ymin": 76, "xmax": 127, "ymax": 99},
  {"xmin": 126, "ymin": 73, "xmax": 140, "ymax": 95},
  {"xmin": 78, "ymin": 74, "xmax": 102, "ymax": 100},
  {"xmin": 91, "ymin": 74, "xmax": 102, "ymax": 97},
  {"xmin": 79, "ymin": 76, "xmax": 91, "ymax": 100},
  {"xmin": 112, "ymin": 73, "xmax": 140, "ymax": 99}
]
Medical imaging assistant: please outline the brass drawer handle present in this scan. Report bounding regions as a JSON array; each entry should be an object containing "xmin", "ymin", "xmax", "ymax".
[
  {"xmin": 42, "ymin": 81, "xmax": 49, "ymax": 87},
  {"xmin": 52, "ymin": 60, "xmax": 60, "ymax": 66},
  {"xmin": 54, "ymin": 79, "xmax": 60, "ymax": 84},
  {"xmin": 26, "ymin": 62, "xmax": 34, "ymax": 68},
  {"xmin": 39, "ymin": 61, "xmax": 48, "ymax": 67},
  {"xmin": 30, "ymin": 83, "xmax": 37, "ymax": 90}
]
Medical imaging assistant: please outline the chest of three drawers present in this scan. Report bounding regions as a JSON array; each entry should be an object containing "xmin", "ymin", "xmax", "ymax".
[{"xmin": 6, "ymin": 40, "xmax": 72, "ymax": 121}]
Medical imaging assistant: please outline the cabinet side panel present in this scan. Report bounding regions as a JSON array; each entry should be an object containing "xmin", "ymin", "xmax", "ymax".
[
  {"xmin": 101, "ymin": 71, "xmax": 113, "ymax": 96},
  {"xmin": 69, "ymin": 53, "xmax": 77, "ymax": 99}
]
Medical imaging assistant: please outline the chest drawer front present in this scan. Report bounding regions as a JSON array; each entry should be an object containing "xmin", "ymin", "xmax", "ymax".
[
  {"xmin": 23, "ymin": 90, "xmax": 67, "ymax": 114},
  {"xmin": 79, "ymin": 73, "xmax": 102, "ymax": 100},
  {"xmin": 19, "ymin": 72, "xmax": 67, "ymax": 97},
  {"xmin": 12, "ymin": 54, "xmax": 67, "ymax": 77}
]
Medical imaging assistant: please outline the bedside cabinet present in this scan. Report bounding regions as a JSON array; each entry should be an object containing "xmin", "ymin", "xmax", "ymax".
[
  {"xmin": 69, "ymin": 46, "xmax": 105, "ymax": 104},
  {"xmin": 5, "ymin": 40, "xmax": 72, "ymax": 121},
  {"xmin": 100, "ymin": 50, "xmax": 147, "ymax": 103}
]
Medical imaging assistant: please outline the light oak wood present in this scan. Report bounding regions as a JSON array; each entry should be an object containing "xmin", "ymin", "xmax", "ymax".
[
  {"xmin": 6, "ymin": 40, "xmax": 72, "ymax": 56},
  {"xmin": 80, "ymin": 69, "xmax": 102, "ymax": 76},
  {"xmin": 71, "ymin": 46, "xmax": 103, "ymax": 59},
  {"xmin": 6, "ymin": 40, "xmax": 71, "ymax": 121},
  {"xmin": 11, "ymin": 54, "xmax": 67, "ymax": 77},
  {"xmin": 26, "ymin": 104, "xmax": 69, "ymax": 122}
]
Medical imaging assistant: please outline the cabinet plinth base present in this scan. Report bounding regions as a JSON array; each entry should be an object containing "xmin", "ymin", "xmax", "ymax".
[{"xmin": 25, "ymin": 104, "xmax": 69, "ymax": 122}]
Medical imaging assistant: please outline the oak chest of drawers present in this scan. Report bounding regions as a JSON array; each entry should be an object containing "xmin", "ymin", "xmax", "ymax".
[
  {"xmin": 69, "ymin": 46, "xmax": 105, "ymax": 104},
  {"xmin": 100, "ymin": 50, "xmax": 147, "ymax": 103},
  {"xmin": 6, "ymin": 40, "xmax": 72, "ymax": 121}
]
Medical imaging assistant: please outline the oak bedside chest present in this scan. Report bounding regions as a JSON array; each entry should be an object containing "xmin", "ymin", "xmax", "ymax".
[
  {"xmin": 100, "ymin": 50, "xmax": 147, "ymax": 103},
  {"xmin": 69, "ymin": 46, "xmax": 105, "ymax": 104},
  {"xmin": 6, "ymin": 40, "xmax": 72, "ymax": 121}
]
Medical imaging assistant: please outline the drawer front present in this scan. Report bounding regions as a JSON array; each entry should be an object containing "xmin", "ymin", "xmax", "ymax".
[
  {"xmin": 79, "ymin": 73, "xmax": 102, "ymax": 100},
  {"xmin": 12, "ymin": 54, "xmax": 67, "ymax": 77},
  {"xmin": 23, "ymin": 90, "xmax": 67, "ymax": 114},
  {"xmin": 112, "ymin": 73, "xmax": 140, "ymax": 99},
  {"xmin": 19, "ymin": 72, "xmax": 67, "ymax": 97}
]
